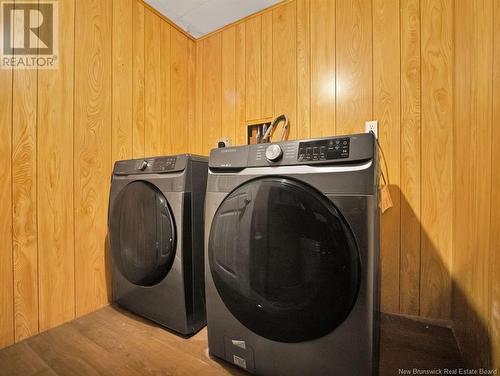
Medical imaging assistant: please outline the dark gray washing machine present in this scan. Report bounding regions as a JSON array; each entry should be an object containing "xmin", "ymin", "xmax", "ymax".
[
  {"xmin": 108, "ymin": 154, "xmax": 208, "ymax": 335},
  {"xmin": 205, "ymin": 133, "xmax": 380, "ymax": 375}
]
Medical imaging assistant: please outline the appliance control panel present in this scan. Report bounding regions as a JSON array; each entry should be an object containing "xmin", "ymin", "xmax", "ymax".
[
  {"xmin": 298, "ymin": 138, "xmax": 350, "ymax": 161},
  {"xmin": 151, "ymin": 157, "xmax": 177, "ymax": 172},
  {"xmin": 209, "ymin": 133, "xmax": 374, "ymax": 169},
  {"xmin": 113, "ymin": 155, "xmax": 188, "ymax": 175}
]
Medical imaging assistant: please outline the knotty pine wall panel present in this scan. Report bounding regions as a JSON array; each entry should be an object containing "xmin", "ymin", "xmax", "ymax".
[
  {"xmin": 12, "ymin": 17, "xmax": 39, "ymax": 342},
  {"xmin": 420, "ymin": 0, "xmax": 454, "ymax": 320},
  {"xmin": 399, "ymin": 0, "xmax": 422, "ymax": 317},
  {"xmin": 295, "ymin": 0, "xmax": 310, "ymax": 140},
  {"xmin": 261, "ymin": 11, "xmax": 274, "ymax": 121},
  {"xmin": 37, "ymin": 0, "xmax": 75, "ymax": 332},
  {"xmin": 74, "ymin": 0, "xmax": 113, "ymax": 317},
  {"xmin": 0, "ymin": 33, "xmax": 13, "ymax": 349},
  {"xmin": 492, "ymin": 1, "xmax": 500, "ymax": 368},
  {"xmin": 194, "ymin": 41, "xmax": 204, "ymax": 155},
  {"xmin": 0, "ymin": 0, "xmax": 195, "ymax": 349},
  {"xmin": 112, "ymin": 0, "xmax": 133, "ymax": 162},
  {"xmin": 273, "ymin": 2, "xmax": 297, "ymax": 140},
  {"xmin": 170, "ymin": 30, "xmax": 191, "ymax": 155},
  {"xmin": 187, "ymin": 39, "xmax": 197, "ymax": 156},
  {"xmin": 245, "ymin": 17, "xmax": 262, "ymax": 122},
  {"xmin": 201, "ymin": 34, "xmax": 222, "ymax": 155},
  {"xmin": 335, "ymin": 0, "xmax": 372, "ymax": 136},
  {"xmin": 310, "ymin": 0, "xmax": 335, "ymax": 138},
  {"xmin": 144, "ymin": 9, "xmax": 162, "ymax": 157},
  {"xmin": 221, "ymin": 27, "xmax": 237, "ymax": 145},
  {"xmin": 373, "ymin": 0, "xmax": 401, "ymax": 314},
  {"xmin": 453, "ymin": 0, "xmax": 496, "ymax": 367},
  {"xmin": 160, "ymin": 23, "xmax": 172, "ymax": 156},
  {"xmin": 132, "ymin": 1, "xmax": 145, "ymax": 158},
  {"xmin": 235, "ymin": 23, "xmax": 247, "ymax": 146}
]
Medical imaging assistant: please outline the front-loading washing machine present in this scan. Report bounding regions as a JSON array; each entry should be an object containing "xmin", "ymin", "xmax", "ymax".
[
  {"xmin": 204, "ymin": 134, "xmax": 380, "ymax": 375},
  {"xmin": 108, "ymin": 154, "xmax": 207, "ymax": 335}
]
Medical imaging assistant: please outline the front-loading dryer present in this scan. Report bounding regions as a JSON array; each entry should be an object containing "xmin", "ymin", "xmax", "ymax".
[
  {"xmin": 108, "ymin": 154, "xmax": 207, "ymax": 335},
  {"xmin": 205, "ymin": 134, "xmax": 380, "ymax": 375}
]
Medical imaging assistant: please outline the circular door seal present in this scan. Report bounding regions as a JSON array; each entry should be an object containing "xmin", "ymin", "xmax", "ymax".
[
  {"xmin": 110, "ymin": 181, "xmax": 176, "ymax": 286},
  {"xmin": 209, "ymin": 177, "xmax": 360, "ymax": 343}
]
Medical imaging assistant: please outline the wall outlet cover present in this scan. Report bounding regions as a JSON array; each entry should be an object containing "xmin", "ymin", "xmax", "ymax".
[{"xmin": 365, "ymin": 120, "xmax": 378, "ymax": 139}]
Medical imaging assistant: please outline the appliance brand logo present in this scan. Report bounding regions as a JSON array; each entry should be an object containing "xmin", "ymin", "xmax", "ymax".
[{"xmin": 1, "ymin": 0, "xmax": 58, "ymax": 69}]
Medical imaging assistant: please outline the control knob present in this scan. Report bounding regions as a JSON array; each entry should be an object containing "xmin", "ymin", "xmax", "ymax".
[
  {"xmin": 265, "ymin": 144, "xmax": 283, "ymax": 162},
  {"xmin": 138, "ymin": 160, "xmax": 149, "ymax": 171}
]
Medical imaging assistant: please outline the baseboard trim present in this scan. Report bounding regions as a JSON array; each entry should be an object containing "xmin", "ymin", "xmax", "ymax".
[{"xmin": 384, "ymin": 312, "xmax": 454, "ymax": 329}]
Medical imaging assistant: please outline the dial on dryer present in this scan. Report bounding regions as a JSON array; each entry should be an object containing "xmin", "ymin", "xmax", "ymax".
[
  {"xmin": 138, "ymin": 160, "xmax": 149, "ymax": 170},
  {"xmin": 265, "ymin": 144, "xmax": 283, "ymax": 162}
]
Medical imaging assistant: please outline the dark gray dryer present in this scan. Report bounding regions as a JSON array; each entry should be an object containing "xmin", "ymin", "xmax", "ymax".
[
  {"xmin": 205, "ymin": 133, "xmax": 380, "ymax": 375},
  {"xmin": 108, "ymin": 154, "xmax": 207, "ymax": 335}
]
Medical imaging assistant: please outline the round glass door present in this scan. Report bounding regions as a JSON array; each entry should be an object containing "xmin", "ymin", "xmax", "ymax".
[
  {"xmin": 209, "ymin": 177, "xmax": 360, "ymax": 343},
  {"xmin": 110, "ymin": 181, "xmax": 176, "ymax": 286}
]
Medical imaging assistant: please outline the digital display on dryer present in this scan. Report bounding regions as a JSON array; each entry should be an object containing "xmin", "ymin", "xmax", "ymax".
[
  {"xmin": 151, "ymin": 157, "xmax": 177, "ymax": 172},
  {"xmin": 298, "ymin": 138, "xmax": 350, "ymax": 161}
]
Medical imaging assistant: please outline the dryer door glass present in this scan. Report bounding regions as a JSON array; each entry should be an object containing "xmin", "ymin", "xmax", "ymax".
[
  {"xmin": 110, "ymin": 181, "xmax": 176, "ymax": 286},
  {"xmin": 209, "ymin": 177, "xmax": 360, "ymax": 343}
]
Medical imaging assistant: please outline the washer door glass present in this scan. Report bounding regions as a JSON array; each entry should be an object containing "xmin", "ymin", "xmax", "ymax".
[
  {"xmin": 110, "ymin": 181, "xmax": 176, "ymax": 286},
  {"xmin": 209, "ymin": 177, "xmax": 360, "ymax": 343}
]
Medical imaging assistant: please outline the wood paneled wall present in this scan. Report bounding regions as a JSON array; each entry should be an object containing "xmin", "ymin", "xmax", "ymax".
[
  {"xmin": 193, "ymin": 0, "xmax": 453, "ymax": 319},
  {"xmin": 492, "ymin": 1, "xmax": 500, "ymax": 368},
  {"xmin": 453, "ymin": 0, "xmax": 500, "ymax": 368},
  {"xmin": 0, "ymin": 0, "xmax": 195, "ymax": 349}
]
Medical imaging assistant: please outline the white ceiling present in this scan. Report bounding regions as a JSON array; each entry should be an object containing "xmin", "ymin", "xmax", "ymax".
[{"xmin": 145, "ymin": 0, "xmax": 281, "ymax": 38}]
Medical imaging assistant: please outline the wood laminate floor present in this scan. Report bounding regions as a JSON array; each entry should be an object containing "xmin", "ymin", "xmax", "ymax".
[{"xmin": 0, "ymin": 306, "xmax": 463, "ymax": 376}]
